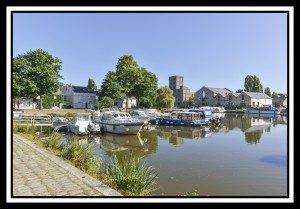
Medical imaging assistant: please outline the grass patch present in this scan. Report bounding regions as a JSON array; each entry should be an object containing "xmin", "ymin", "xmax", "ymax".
[
  {"xmin": 104, "ymin": 155, "xmax": 157, "ymax": 196},
  {"xmin": 61, "ymin": 138, "xmax": 100, "ymax": 173},
  {"xmin": 42, "ymin": 132, "xmax": 64, "ymax": 150}
]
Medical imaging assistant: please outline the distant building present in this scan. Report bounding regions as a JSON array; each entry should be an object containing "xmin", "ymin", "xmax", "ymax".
[
  {"xmin": 169, "ymin": 75, "xmax": 193, "ymax": 107},
  {"xmin": 61, "ymin": 84, "xmax": 98, "ymax": 109},
  {"xmin": 272, "ymin": 97, "xmax": 288, "ymax": 107},
  {"xmin": 236, "ymin": 92, "xmax": 272, "ymax": 107},
  {"xmin": 194, "ymin": 87, "xmax": 232, "ymax": 107},
  {"xmin": 13, "ymin": 98, "xmax": 36, "ymax": 110},
  {"xmin": 114, "ymin": 97, "xmax": 137, "ymax": 109}
]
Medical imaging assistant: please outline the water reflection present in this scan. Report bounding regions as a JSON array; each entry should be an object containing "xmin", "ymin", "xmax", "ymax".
[{"xmin": 154, "ymin": 126, "xmax": 212, "ymax": 145}]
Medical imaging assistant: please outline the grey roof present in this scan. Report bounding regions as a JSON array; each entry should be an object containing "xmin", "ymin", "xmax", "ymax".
[
  {"xmin": 206, "ymin": 87, "xmax": 232, "ymax": 97},
  {"xmin": 72, "ymin": 86, "xmax": 98, "ymax": 94},
  {"xmin": 243, "ymin": 92, "xmax": 271, "ymax": 99},
  {"xmin": 229, "ymin": 92, "xmax": 240, "ymax": 97}
]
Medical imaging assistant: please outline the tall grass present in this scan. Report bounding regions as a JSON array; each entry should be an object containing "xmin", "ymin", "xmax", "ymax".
[
  {"xmin": 105, "ymin": 156, "xmax": 157, "ymax": 196},
  {"xmin": 13, "ymin": 124, "xmax": 35, "ymax": 134},
  {"xmin": 61, "ymin": 138, "xmax": 100, "ymax": 173},
  {"xmin": 42, "ymin": 132, "xmax": 63, "ymax": 150}
]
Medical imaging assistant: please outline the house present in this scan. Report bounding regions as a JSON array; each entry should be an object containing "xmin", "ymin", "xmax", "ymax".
[
  {"xmin": 13, "ymin": 98, "xmax": 36, "ymax": 110},
  {"xmin": 60, "ymin": 84, "xmax": 98, "ymax": 109},
  {"xmin": 272, "ymin": 97, "xmax": 288, "ymax": 107},
  {"xmin": 224, "ymin": 92, "xmax": 240, "ymax": 108},
  {"xmin": 114, "ymin": 97, "xmax": 137, "ymax": 109},
  {"xmin": 236, "ymin": 92, "xmax": 272, "ymax": 107},
  {"xmin": 194, "ymin": 87, "xmax": 232, "ymax": 107},
  {"xmin": 51, "ymin": 88, "xmax": 64, "ymax": 109}
]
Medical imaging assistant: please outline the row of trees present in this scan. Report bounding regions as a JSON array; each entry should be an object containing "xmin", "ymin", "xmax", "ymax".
[
  {"xmin": 238, "ymin": 75, "xmax": 281, "ymax": 98},
  {"xmin": 13, "ymin": 50, "xmax": 176, "ymax": 110},
  {"xmin": 98, "ymin": 55, "xmax": 174, "ymax": 109}
]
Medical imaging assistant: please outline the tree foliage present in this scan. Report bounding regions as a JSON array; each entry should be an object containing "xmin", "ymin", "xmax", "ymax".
[
  {"xmin": 13, "ymin": 49, "xmax": 63, "ymax": 109},
  {"xmin": 99, "ymin": 71, "xmax": 123, "ymax": 100},
  {"xmin": 156, "ymin": 86, "xmax": 175, "ymax": 109},
  {"xmin": 244, "ymin": 75, "xmax": 263, "ymax": 92},
  {"xmin": 88, "ymin": 78, "xmax": 97, "ymax": 91},
  {"xmin": 99, "ymin": 55, "xmax": 158, "ymax": 108},
  {"xmin": 96, "ymin": 96, "xmax": 114, "ymax": 109},
  {"xmin": 264, "ymin": 87, "xmax": 271, "ymax": 97},
  {"xmin": 272, "ymin": 91, "xmax": 279, "ymax": 98},
  {"xmin": 236, "ymin": 89, "xmax": 243, "ymax": 93},
  {"xmin": 188, "ymin": 96, "xmax": 195, "ymax": 106}
]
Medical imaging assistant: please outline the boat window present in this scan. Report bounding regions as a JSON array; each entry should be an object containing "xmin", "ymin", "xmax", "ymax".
[
  {"xmin": 113, "ymin": 114, "xmax": 119, "ymax": 118},
  {"xmin": 120, "ymin": 113, "xmax": 125, "ymax": 117},
  {"xmin": 126, "ymin": 114, "xmax": 131, "ymax": 117}
]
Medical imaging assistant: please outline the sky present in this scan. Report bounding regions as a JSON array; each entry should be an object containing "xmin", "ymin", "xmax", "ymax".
[{"xmin": 13, "ymin": 11, "xmax": 288, "ymax": 94}]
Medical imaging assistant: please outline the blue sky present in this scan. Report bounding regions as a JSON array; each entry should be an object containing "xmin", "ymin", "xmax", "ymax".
[{"xmin": 13, "ymin": 12, "xmax": 288, "ymax": 94}]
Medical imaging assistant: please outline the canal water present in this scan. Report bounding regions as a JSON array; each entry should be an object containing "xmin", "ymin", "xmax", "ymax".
[{"xmin": 66, "ymin": 114, "xmax": 288, "ymax": 196}]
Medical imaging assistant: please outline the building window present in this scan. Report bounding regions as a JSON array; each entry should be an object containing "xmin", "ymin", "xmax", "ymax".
[
  {"xmin": 202, "ymin": 91, "xmax": 205, "ymax": 98},
  {"xmin": 218, "ymin": 95, "xmax": 220, "ymax": 101},
  {"xmin": 242, "ymin": 94, "xmax": 244, "ymax": 101},
  {"xmin": 229, "ymin": 95, "xmax": 232, "ymax": 102}
]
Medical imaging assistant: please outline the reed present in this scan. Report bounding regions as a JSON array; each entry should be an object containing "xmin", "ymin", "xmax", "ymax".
[
  {"xmin": 42, "ymin": 132, "xmax": 63, "ymax": 150},
  {"xmin": 104, "ymin": 156, "xmax": 157, "ymax": 196},
  {"xmin": 61, "ymin": 138, "xmax": 100, "ymax": 173}
]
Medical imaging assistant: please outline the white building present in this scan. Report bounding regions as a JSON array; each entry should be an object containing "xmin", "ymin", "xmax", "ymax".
[{"xmin": 61, "ymin": 84, "xmax": 98, "ymax": 109}]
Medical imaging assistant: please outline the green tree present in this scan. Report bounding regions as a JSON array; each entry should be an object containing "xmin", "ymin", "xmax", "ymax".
[
  {"xmin": 244, "ymin": 75, "xmax": 263, "ymax": 92},
  {"xmin": 236, "ymin": 89, "xmax": 243, "ymax": 93},
  {"xmin": 87, "ymin": 78, "xmax": 97, "ymax": 91},
  {"xmin": 115, "ymin": 55, "xmax": 139, "ymax": 108},
  {"xmin": 99, "ymin": 71, "xmax": 123, "ymax": 100},
  {"xmin": 188, "ymin": 96, "xmax": 195, "ymax": 106},
  {"xmin": 156, "ymin": 86, "xmax": 175, "ymax": 109},
  {"xmin": 96, "ymin": 96, "xmax": 114, "ymax": 109},
  {"xmin": 264, "ymin": 87, "xmax": 271, "ymax": 97},
  {"xmin": 13, "ymin": 49, "xmax": 63, "ymax": 109},
  {"xmin": 129, "ymin": 68, "xmax": 158, "ymax": 108},
  {"xmin": 272, "ymin": 91, "xmax": 279, "ymax": 98}
]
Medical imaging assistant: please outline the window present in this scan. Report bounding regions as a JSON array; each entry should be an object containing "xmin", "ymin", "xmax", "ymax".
[
  {"xmin": 218, "ymin": 95, "xmax": 220, "ymax": 101},
  {"xmin": 229, "ymin": 95, "xmax": 232, "ymax": 102},
  {"xmin": 202, "ymin": 91, "xmax": 206, "ymax": 98},
  {"xmin": 242, "ymin": 94, "xmax": 244, "ymax": 101}
]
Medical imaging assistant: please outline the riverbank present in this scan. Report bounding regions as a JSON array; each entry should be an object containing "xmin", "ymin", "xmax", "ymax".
[{"xmin": 12, "ymin": 134, "xmax": 122, "ymax": 196}]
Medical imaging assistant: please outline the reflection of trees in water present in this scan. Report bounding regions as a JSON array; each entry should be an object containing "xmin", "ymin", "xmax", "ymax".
[{"xmin": 245, "ymin": 130, "xmax": 263, "ymax": 144}]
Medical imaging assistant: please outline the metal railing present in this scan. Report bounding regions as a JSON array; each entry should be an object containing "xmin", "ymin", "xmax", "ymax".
[{"xmin": 13, "ymin": 113, "xmax": 54, "ymax": 127}]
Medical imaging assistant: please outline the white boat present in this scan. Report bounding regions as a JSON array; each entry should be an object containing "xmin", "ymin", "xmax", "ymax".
[
  {"xmin": 144, "ymin": 109, "xmax": 162, "ymax": 124},
  {"xmin": 68, "ymin": 113, "xmax": 100, "ymax": 135},
  {"xmin": 129, "ymin": 109, "xmax": 150, "ymax": 124},
  {"xmin": 93, "ymin": 111, "xmax": 145, "ymax": 135},
  {"xmin": 52, "ymin": 117, "xmax": 69, "ymax": 131}
]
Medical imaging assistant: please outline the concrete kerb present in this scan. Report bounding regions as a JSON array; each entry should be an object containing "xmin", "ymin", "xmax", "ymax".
[{"xmin": 13, "ymin": 134, "xmax": 122, "ymax": 196}]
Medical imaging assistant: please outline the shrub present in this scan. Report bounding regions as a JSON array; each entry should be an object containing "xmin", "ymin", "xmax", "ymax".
[{"xmin": 105, "ymin": 156, "xmax": 157, "ymax": 196}]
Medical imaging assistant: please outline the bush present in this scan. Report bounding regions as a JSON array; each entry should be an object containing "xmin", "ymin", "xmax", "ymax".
[
  {"xmin": 61, "ymin": 138, "xmax": 100, "ymax": 173},
  {"xmin": 105, "ymin": 155, "xmax": 157, "ymax": 196}
]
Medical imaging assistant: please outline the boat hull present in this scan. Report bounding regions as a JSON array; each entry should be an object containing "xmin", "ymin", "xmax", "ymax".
[
  {"xmin": 244, "ymin": 109, "xmax": 280, "ymax": 115},
  {"xmin": 96, "ymin": 122, "xmax": 144, "ymax": 135},
  {"xmin": 158, "ymin": 118, "xmax": 205, "ymax": 126}
]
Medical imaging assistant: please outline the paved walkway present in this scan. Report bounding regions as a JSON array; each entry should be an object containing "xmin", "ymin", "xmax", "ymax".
[{"xmin": 13, "ymin": 134, "xmax": 122, "ymax": 196}]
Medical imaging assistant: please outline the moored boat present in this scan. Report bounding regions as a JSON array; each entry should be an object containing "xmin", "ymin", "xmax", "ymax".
[
  {"xmin": 158, "ymin": 111, "xmax": 206, "ymax": 126},
  {"xmin": 93, "ymin": 111, "xmax": 145, "ymax": 135},
  {"xmin": 68, "ymin": 113, "xmax": 100, "ymax": 135}
]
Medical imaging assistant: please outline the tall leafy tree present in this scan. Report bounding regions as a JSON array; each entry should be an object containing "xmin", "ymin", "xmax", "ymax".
[
  {"xmin": 96, "ymin": 96, "xmax": 114, "ymax": 109},
  {"xmin": 236, "ymin": 89, "xmax": 243, "ymax": 93},
  {"xmin": 87, "ymin": 78, "xmax": 97, "ymax": 90},
  {"xmin": 156, "ymin": 86, "xmax": 175, "ymax": 109},
  {"xmin": 115, "ymin": 55, "xmax": 139, "ymax": 107},
  {"xmin": 13, "ymin": 49, "xmax": 63, "ymax": 109},
  {"xmin": 129, "ymin": 67, "xmax": 158, "ymax": 107},
  {"xmin": 244, "ymin": 75, "xmax": 263, "ymax": 92},
  {"xmin": 264, "ymin": 87, "xmax": 271, "ymax": 97},
  {"xmin": 99, "ymin": 71, "xmax": 123, "ymax": 100}
]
